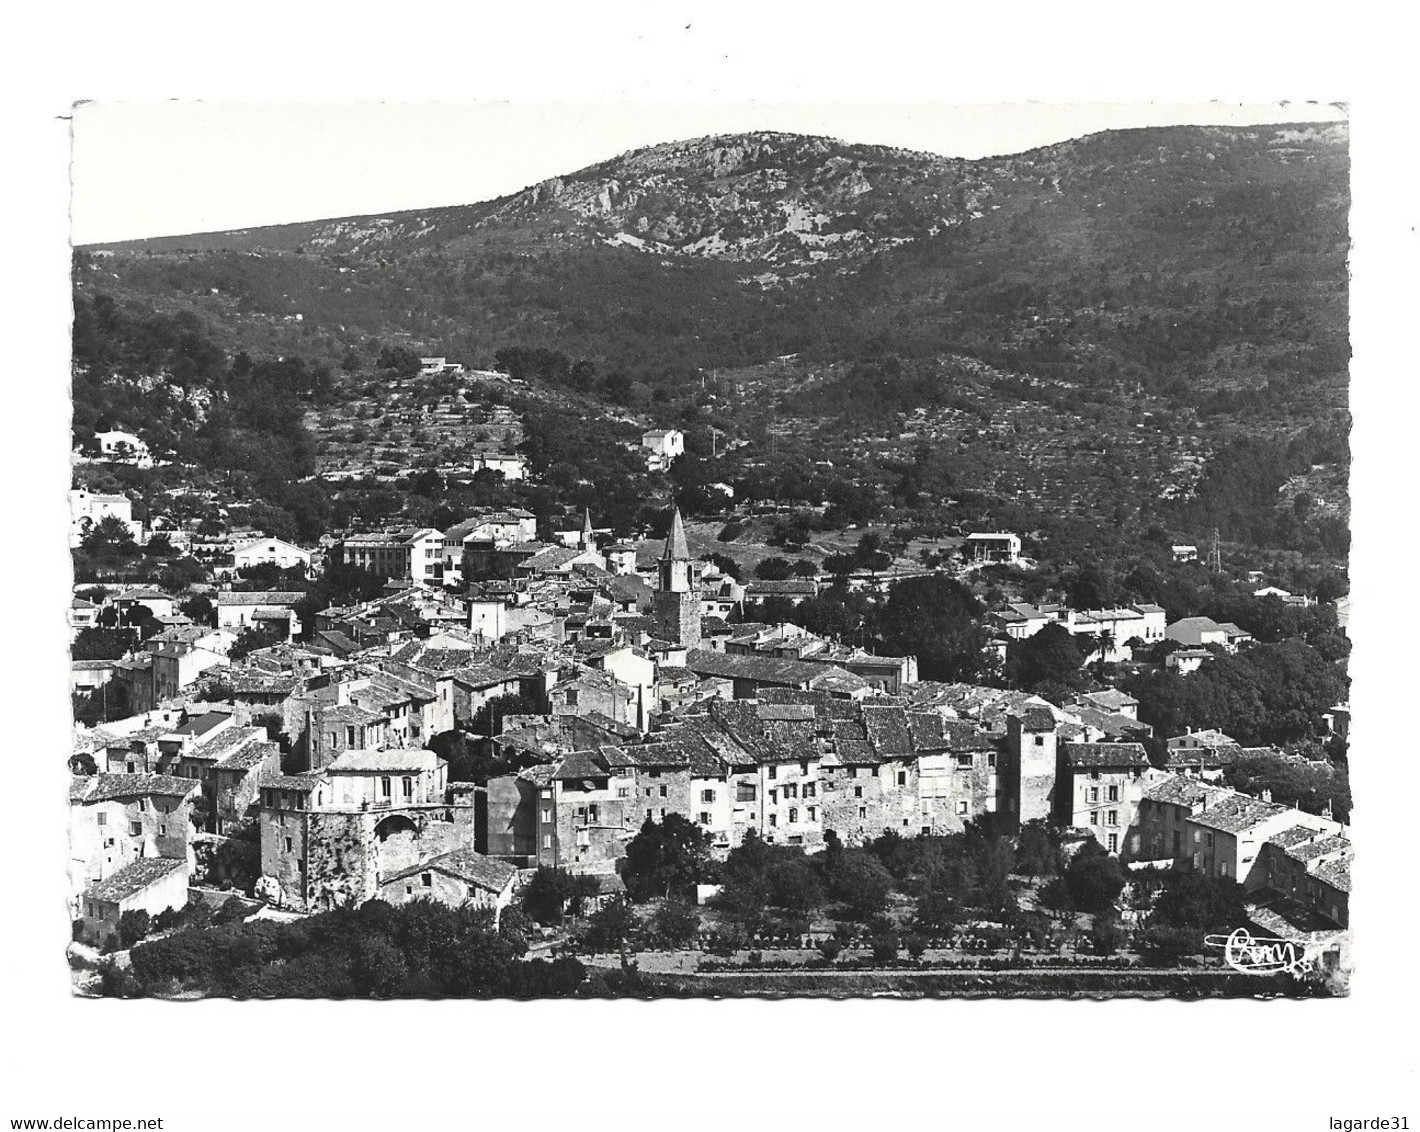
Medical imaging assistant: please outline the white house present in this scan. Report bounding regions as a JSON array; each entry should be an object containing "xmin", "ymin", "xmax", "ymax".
[
  {"xmin": 70, "ymin": 490, "xmax": 143, "ymax": 548},
  {"xmin": 233, "ymin": 536, "xmax": 312, "ymax": 573},
  {"xmin": 642, "ymin": 429, "xmax": 685, "ymax": 471},
  {"xmin": 92, "ymin": 430, "xmax": 155, "ymax": 468},
  {"xmin": 965, "ymin": 532, "xmax": 1022, "ymax": 566}
]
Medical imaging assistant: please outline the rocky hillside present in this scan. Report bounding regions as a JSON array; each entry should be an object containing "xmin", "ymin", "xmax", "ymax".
[{"xmin": 94, "ymin": 123, "xmax": 1347, "ymax": 271}]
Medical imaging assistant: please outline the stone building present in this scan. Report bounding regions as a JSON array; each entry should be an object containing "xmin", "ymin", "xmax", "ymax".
[
  {"xmin": 78, "ymin": 857, "xmax": 190, "ymax": 947},
  {"xmin": 651, "ymin": 508, "xmax": 701, "ymax": 650},
  {"xmin": 999, "ymin": 706, "xmax": 1060, "ymax": 827},
  {"xmin": 256, "ymin": 748, "xmax": 471, "ymax": 912},
  {"xmin": 1053, "ymin": 742, "xmax": 1157, "ymax": 858},
  {"xmin": 377, "ymin": 848, "xmax": 519, "ymax": 926},
  {"xmin": 68, "ymin": 772, "xmax": 198, "ymax": 913}
]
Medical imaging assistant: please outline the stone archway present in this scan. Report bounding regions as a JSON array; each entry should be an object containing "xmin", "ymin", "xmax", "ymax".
[{"xmin": 373, "ymin": 813, "xmax": 420, "ymax": 878}]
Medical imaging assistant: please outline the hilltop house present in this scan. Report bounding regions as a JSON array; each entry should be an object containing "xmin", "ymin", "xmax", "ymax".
[
  {"xmin": 232, "ymin": 536, "xmax": 312, "ymax": 573},
  {"xmin": 965, "ymin": 532, "xmax": 1021, "ymax": 566}
]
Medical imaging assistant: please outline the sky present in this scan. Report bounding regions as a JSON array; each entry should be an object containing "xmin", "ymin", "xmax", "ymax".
[{"xmin": 70, "ymin": 100, "xmax": 1347, "ymax": 245}]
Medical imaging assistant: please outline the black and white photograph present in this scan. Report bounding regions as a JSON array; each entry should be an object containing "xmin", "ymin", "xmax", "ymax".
[
  {"xmin": 62, "ymin": 97, "xmax": 1354, "ymax": 1003},
  {"xmin": 7, "ymin": 8, "xmax": 1417, "ymax": 1131}
]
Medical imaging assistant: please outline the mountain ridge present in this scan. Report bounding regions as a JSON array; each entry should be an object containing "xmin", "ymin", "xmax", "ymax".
[{"xmin": 86, "ymin": 121, "xmax": 1347, "ymax": 270}]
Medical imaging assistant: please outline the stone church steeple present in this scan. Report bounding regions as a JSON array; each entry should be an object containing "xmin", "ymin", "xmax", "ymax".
[{"xmin": 652, "ymin": 506, "xmax": 700, "ymax": 649}]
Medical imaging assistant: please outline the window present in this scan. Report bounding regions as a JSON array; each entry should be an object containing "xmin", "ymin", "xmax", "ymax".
[
  {"xmin": 1087, "ymin": 787, "xmax": 1099, "ymax": 803},
  {"xmin": 1107, "ymin": 810, "xmax": 1120, "ymax": 827},
  {"xmin": 587, "ymin": 805, "xmax": 599, "ymax": 823},
  {"xmin": 566, "ymin": 689, "xmax": 579, "ymax": 707},
  {"xmin": 646, "ymin": 809, "xmax": 653, "ymax": 821},
  {"xmin": 988, "ymin": 752, "xmax": 997, "ymax": 769},
  {"xmin": 1088, "ymin": 811, "xmax": 1098, "ymax": 826},
  {"xmin": 422, "ymin": 873, "xmax": 432, "ymax": 887},
  {"xmin": 1108, "ymin": 785, "xmax": 1119, "ymax": 803},
  {"xmin": 803, "ymin": 783, "xmax": 815, "ymax": 798},
  {"xmin": 659, "ymin": 786, "xmax": 667, "ymax": 798},
  {"xmin": 768, "ymin": 766, "xmax": 777, "ymax": 780},
  {"xmin": 285, "ymin": 837, "xmax": 293, "ymax": 852},
  {"xmin": 542, "ymin": 808, "xmax": 551, "ymax": 823},
  {"xmin": 1034, "ymin": 735, "xmax": 1044, "ymax": 746},
  {"xmin": 785, "ymin": 783, "xmax": 797, "ymax": 799},
  {"xmin": 97, "ymin": 813, "xmax": 107, "ymax": 827},
  {"xmin": 789, "ymin": 807, "xmax": 798, "ymax": 824},
  {"xmin": 660, "ymin": 808, "xmax": 667, "ymax": 819},
  {"xmin": 954, "ymin": 754, "xmax": 973, "ymax": 769},
  {"xmin": 617, "ymin": 787, "xmax": 629, "ymax": 798},
  {"xmin": 768, "ymin": 813, "xmax": 777, "ymax": 828},
  {"xmin": 807, "ymin": 807, "xmax": 817, "ymax": 821},
  {"xmin": 1108, "ymin": 834, "xmax": 1118, "ymax": 853},
  {"xmin": 328, "ymin": 732, "xmax": 337, "ymax": 748},
  {"xmin": 402, "ymin": 776, "xmax": 413, "ymax": 799},
  {"xmin": 854, "ymin": 786, "xmax": 863, "ymax": 798},
  {"xmin": 129, "ymin": 821, "xmax": 142, "ymax": 836},
  {"xmin": 858, "ymin": 807, "xmax": 867, "ymax": 819},
  {"xmin": 406, "ymin": 885, "xmax": 413, "ymax": 895},
  {"xmin": 701, "ymin": 789, "xmax": 715, "ymax": 803},
  {"xmin": 699, "ymin": 812, "xmax": 711, "ymax": 825},
  {"xmin": 542, "ymin": 834, "xmax": 553, "ymax": 850},
  {"xmin": 346, "ymin": 726, "xmax": 356, "ymax": 747},
  {"xmin": 381, "ymin": 777, "xmax": 392, "ymax": 798},
  {"xmin": 159, "ymin": 824, "xmax": 166, "ymax": 836},
  {"xmin": 799, "ymin": 761, "xmax": 809, "ymax": 775},
  {"xmin": 897, "ymin": 772, "xmax": 907, "ymax": 786},
  {"xmin": 736, "ymin": 783, "xmax": 756, "ymax": 802},
  {"xmin": 1206, "ymin": 833, "xmax": 1215, "ymax": 848},
  {"xmin": 137, "ymin": 799, "xmax": 147, "ymax": 812}
]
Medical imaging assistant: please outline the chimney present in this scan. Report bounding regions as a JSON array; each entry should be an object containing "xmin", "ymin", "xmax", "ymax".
[{"xmin": 1261, "ymin": 788, "xmax": 1272, "ymax": 803}]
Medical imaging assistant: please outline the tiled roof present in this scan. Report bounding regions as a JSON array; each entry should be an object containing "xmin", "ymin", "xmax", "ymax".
[
  {"xmin": 172, "ymin": 710, "xmax": 232, "ymax": 737},
  {"xmin": 1060, "ymin": 742, "xmax": 1150, "ymax": 769},
  {"xmin": 552, "ymin": 749, "xmax": 610, "ymax": 781},
  {"xmin": 862, "ymin": 705, "xmax": 913, "ymax": 758},
  {"xmin": 1314, "ymin": 856, "xmax": 1352, "ymax": 894},
  {"xmin": 1016, "ymin": 706, "xmax": 1058, "ymax": 732},
  {"xmin": 384, "ymin": 848, "xmax": 518, "ymax": 893},
  {"xmin": 810, "ymin": 667, "xmax": 871, "ymax": 694},
  {"xmin": 217, "ymin": 591, "xmax": 305, "ymax": 606},
  {"xmin": 1190, "ymin": 795, "xmax": 1292, "ymax": 835},
  {"xmin": 217, "ymin": 740, "xmax": 278, "ymax": 772},
  {"xmin": 327, "ymin": 748, "xmax": 441, "ymax": 774},
  {"xmin": 266, "ymin": 773, "xmax": 328, "ymax": 792},
  {"xmin": 1142, "ymin": 774, "xmax": 1230, "ymax": 808},
  {"xmin": 83, "ymin": 857, "xmax": 186, "ymax": 904},
  {"xmin": 73, "ymin": 773, "xmax": 198, "ymax": 803},
  {"xmin": 684, "ymin": 649, "xmax": 823, "ymax": 687}
]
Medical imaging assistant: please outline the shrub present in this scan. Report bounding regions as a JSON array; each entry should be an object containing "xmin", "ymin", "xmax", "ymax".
[
  {"xmin": 818, "ymin": 938, "xmax": 842, "ymax": 963},
  {"xmin": 118, "ymin": 909, "xmax": 151, "ymax": 949},
  {"xmin": 869, "ymin": 929, "xmax": 900, "ymax": 963}
]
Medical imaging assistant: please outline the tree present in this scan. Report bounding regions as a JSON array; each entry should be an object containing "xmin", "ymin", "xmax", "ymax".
[
  {"xmin": 81, "ymin": 515, "xmax": 138, "ymax": 557},
  {"xmin": 180, "ymin": 594, "xmax": 215, "ymax": 625},
  {"xmin": 829, "ymin": 852, "xmax": 894, "ymax": 920},
  {"xmin": 651, "ymin": 899, "xmax": 700, "ymax": 948},
  {"xmin": 622, "ymin": 815, "xmax": 713, "ymax": 901},
  {"xmin": 754, "ymin": 556, "xmax": 795, "ymax": 581},
  {"xmin": 522, "ymin": 867, "xmax": 598, "ymax": 926},
  {"xmin": 1015, "ymin": 821, "xmax": 1065, "ymax": 878},
  {"xmin": 1065, "ymin": 841, "xmax": 1127, "ymax": 914},
  {"xmin": 1005, "ymin": 622, "xmax": 1086, "ymax": 693},
  {"xmin": 72, "ymin": 626, "xmax": 136, "ymax": 661},
  {"xmin": 876, "ymin": 575, "xmax": 988, "ymax": 682},
  {"xmin": 117, "ymin": 909, "xmax": 151, "ymax": 949}
]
